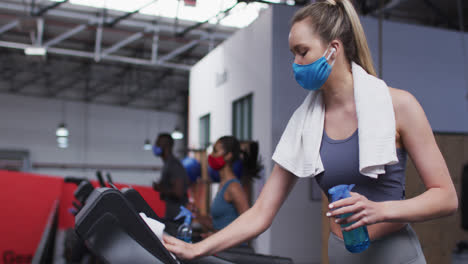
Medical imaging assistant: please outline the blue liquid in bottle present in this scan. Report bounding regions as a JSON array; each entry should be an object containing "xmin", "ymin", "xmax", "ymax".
[{"xmin": 328, "ymin": 184, "xmax": 370, "ymax": 253}]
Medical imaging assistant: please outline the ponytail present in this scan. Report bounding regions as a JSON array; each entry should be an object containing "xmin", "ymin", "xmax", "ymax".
[
  {"xmin": 292, "ymin": 0, "xmax": 377, "ymax": 77},
  {"xmin": 217, "ymin": 136, "xmax": 263, "ymax": 180},
  {"xmin": 240, "ymin": 141, "xmax": 263, "ymax": 180},
  {"xmin": 339, "ymin": 0, "xmax": 376, "ymax": 76}
]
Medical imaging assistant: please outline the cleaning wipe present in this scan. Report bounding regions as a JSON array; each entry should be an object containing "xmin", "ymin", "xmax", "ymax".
[
  {"xmin": 139, "ymin": 213, "xmax": 179, "ymax": 262},
  {"xmin": 139, "ymin": 212, "xmax": 165, "ymax": 241}
]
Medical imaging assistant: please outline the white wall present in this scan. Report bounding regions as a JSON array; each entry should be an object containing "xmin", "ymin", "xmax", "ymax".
[
  {"xmin": 0, "ymin": 93, "xmax": 185, "ymax": 186},
  {"xmin": 188, "ymin": 7, "xmax": 273, "ymax": 255}
]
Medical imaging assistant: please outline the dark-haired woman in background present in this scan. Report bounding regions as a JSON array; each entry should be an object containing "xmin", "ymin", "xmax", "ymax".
[{"xmin": 194, "ymin": 136, "xmax": 250, "ymax": 239}]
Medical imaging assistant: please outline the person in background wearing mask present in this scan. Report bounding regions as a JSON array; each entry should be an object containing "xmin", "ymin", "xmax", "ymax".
[
  {"xmin": 163, "ymin": 1, "xmax": 457, "ymax": 263},
  {"xmin": 152, "ymin": 133, "xmax": 189, "ymax": 222},
  {"xmin": 194, "ymin": 136, "xmax": 250, "ymax": 241}
]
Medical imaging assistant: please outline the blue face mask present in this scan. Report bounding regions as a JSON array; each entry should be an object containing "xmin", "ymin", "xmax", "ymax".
[
  {"xmin": 153, "ymin": 146, "xmax": 163, "ymax": 156},
  {"xmin": 292, "ymin": 47, "xmax": 336, "ymax": 91}
]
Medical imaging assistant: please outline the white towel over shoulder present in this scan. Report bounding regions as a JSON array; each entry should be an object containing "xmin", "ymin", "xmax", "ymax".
[{"xmin": 272, "ymin": 62, "xmax": 398, "ymax": 179}]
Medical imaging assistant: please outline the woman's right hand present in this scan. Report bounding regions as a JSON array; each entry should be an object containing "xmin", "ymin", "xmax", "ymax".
[
  {"xmin": 162, "ymin": 164, "xmax": 297, "ymax": 260},
  {"xmin": 163, "ymin": 234, "xmax": 201, "ymax": 260}
]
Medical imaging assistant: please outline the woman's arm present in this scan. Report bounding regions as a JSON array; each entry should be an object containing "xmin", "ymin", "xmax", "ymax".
[
  {"xmin": 164, "ymin": 164, "xmax": 298, "ymax": 259},
  {"xmin": 226, "ymin": 181, "xmax": 250, "ymax": 215},
  {"xmin": 329, "ymin": 89, "xmax": 458, "ymax": 230},
  {"xmin": 383, "ymin": 89, "xmax": 458, "ymax": 221}
]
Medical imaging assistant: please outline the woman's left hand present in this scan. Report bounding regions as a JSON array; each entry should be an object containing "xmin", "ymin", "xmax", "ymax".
[{"xmin": 326, "ymin": 192, "xmax": 387, "ymax": 231}]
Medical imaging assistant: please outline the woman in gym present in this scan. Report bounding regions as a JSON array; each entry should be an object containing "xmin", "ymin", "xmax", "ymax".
[
  {"xmin": 193, "ymin": 136, "xmax": 250, "ymax": 239},
  {"xmin": 164, "ymin": 1, "xmax": 458, "ymax": 263}
]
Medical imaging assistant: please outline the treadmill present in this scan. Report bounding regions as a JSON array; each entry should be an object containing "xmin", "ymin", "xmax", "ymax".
[
  {"xmin": 119, "ymin": 187, "xmax": 293, "ymax": 263},
  {"xmin": 75, "ymin": 187, "xmax": 236, "ymax": 264},
  {"xmin": 73, "ymin": 185, "xmax": 293, "ymax": 264}
]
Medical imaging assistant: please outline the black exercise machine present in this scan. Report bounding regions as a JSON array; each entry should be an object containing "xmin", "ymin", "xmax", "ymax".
[{"xmin": 68, "ymin": 173, "xmax": 294, "ymax": 264}]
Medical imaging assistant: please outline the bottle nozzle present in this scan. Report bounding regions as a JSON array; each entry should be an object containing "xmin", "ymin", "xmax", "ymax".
[
  {"xmin": 174, "ymin": 206, "xmax": 193, "ymax": 224},
  {"xmin": 328, "ymin": 184, "xmax": 355, "ymax": 201}
]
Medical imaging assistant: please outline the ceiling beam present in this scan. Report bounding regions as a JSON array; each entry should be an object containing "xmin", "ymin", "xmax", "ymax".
[
  {"xmin": 0, "ymin": 20, "xmax": 19, "ymax": 35},
  {"xmin": 151, "ymin": 32, "xmax": 159, "ymax": 64},
  {"xmin": 158, "ymin": 37, "xmax": 204, "ymax": 63},
  {"xmin": 121, "ymin": 69, "xmax": 173, "ymax": 106},
  {"xmin": 176, "ymin": 1, "xmax": 238, "ymax": 38},
  {"xmin": 0, "ymin": 40, "xmax": 192, "ymax": 71},
  {"xmin": 100, "ymin": 32, "xmax": 144, "ymax": 59},
  {"xmin": 0, "ymin": 89, "xmax": 184, "ymax": 114},
  {"xmin": 33, "ymin": 0, "xmax": 70, "ymax": 17},
  {"xmin": 421, "ymin": 0, "xmax": 458, "ymax": 28},
  {"xmin": 0, "ymin": 2, "xmax": 230, "ymax": 40},
  {"xmin": 48, "ymin": 72, "xmax": 87, "ymax": 97},
  {"xmin": 85, "ymin": 67, "xmax": 130, "ymax": 101},
  {"xmin": 371, "ymin": 0, "xmax": 411, "ymax": 15},
  {"xmin": 104, "ymin": 0, "xmax": 158, "ymax": 28},
  {"xmin": 44, "ymin": 24, "xmax": 88, "ymax": 48},
  {"xmin": 9, "ymin": 69, "xmax": 45, "ymax": 93}
]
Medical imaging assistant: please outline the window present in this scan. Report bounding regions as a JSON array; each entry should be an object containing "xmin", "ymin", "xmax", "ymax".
[
  {"xmin": 232, "ymin": 94, "xmax": 252, "ymax": 141},
  {"xmin": 199, "ymin": 114, "xmax": 210, "ymax": 149}
]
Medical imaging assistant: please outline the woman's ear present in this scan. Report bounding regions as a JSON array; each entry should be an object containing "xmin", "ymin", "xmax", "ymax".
[
  {"xmin": 224, "ymin": 152, "xmax": 233, "ymax": 163},
  {"xmin": 329, "ymin": 39, "xmax": 341, "ymax": 60}
]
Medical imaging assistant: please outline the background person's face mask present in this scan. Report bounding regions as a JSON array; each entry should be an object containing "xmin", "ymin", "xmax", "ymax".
[
  {"xmin": 292, "ymin": 46, "xmax": 336, "ymax": 91},
  {"xmin": 208, "ymin": 154, "xmax": 226, "ymax": 171},
  {"xmin": 152, "ymin": 146, "xmax": 163, "ymax": 156}
]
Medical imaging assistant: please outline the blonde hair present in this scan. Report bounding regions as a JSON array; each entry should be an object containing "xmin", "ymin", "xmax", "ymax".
[{"xmin": 291, "ymin": 0, "xmax": 377, "ymax": 77}]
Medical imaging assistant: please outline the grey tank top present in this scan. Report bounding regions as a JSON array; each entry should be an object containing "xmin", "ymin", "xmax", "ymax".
[{"xmin": 316, "ymin": 129, "xmax": 408, "ymax": 202}]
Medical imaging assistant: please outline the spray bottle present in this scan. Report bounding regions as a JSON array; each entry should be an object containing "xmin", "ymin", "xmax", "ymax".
[
  {"xmin": 328, "ymin": 184, "xmax": 370, "ymax": 253},
  {"xmin": 174, "ymin": 206, "xmax": 193, "ymax": 243}
]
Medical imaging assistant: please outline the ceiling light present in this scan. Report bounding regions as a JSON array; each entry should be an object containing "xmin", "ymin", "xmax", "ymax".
[
  {"xmin": 171, "ymin": 128, "xmax": 184, "ymax": 140},
  {"xmin": 57, "ymin": 137, "xmax": 68, "ymax": 149},
  {"xmin": 143, "ymin": 139, "xmax": 152, "ymax": 150},
  {"xmin": 56, "ymin": 123, "xmax": 69, "ymax": 137},
  {"xmin": 57, "ymin": 137, "xmax": 68, "ymax": 144},
  {"xmin": 24, "ymin": 46, "xmax": 47, "ymax": 56}
]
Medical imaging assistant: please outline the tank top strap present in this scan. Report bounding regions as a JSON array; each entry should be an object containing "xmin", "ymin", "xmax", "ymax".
[{"xmin": 220, "ymin": 178, "xmax": 241, "ymax": 195}]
